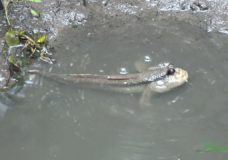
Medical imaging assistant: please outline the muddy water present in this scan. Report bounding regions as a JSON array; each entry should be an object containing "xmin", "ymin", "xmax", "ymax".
[{"xmin": 1, "ymin": 20, "xmax": 228, "ymax": 160}]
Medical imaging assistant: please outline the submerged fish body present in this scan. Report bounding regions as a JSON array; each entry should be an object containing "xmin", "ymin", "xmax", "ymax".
[{"xmin": 28, "ymin": 63, "xmax": 188, "ymax": 94}]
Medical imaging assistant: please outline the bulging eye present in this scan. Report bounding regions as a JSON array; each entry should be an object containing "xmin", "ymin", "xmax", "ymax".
[{"xmin": 167, "ymin": 68, "xmax": 175, "ymax": 75}]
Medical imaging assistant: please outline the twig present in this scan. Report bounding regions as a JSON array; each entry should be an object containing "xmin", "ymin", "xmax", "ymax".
[
  {"xmin": 0, "ymin": 0, "xmax": 3, "ymax": 10},
  {"xmin": 2, "ymin": 0, "xmax": 13, "ymax": 25},
  {"xmin": 82, "ymin": 0, "xmax": 86, "ymax": 7}
]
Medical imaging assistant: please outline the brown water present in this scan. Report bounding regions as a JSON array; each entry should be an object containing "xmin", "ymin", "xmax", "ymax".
[{"xmin": 0, "ymin": 20, "xmax": 228, "ymax": 160}]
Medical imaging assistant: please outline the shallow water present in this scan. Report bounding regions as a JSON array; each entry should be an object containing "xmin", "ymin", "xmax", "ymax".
[{"xmin": 1, "ymin": 20, "xmax": 228, "ymax": 160}]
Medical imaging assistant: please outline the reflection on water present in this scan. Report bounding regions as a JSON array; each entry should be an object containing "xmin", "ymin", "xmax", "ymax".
[{"xmin": 1, "ymin": 20, "xmax": 228, "ymax": 160}]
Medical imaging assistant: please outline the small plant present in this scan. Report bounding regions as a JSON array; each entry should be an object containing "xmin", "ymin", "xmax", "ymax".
[
  {"xmin": 3, "ymin": 28, "xmax": 55, "ymax": 91},
  {"xmin": 1, "ymin": 0, "xmax": 53, "ymax": 92}
]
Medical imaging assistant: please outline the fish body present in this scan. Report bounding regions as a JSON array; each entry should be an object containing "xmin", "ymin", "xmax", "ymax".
[{"xmin": 28, "ymin": 63, "xmax": 188, "ymax": 94}]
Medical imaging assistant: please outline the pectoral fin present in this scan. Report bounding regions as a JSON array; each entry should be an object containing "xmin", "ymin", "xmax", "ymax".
[
  {"xmin": 139, "ymin": 86, "xmax": 153, "ymax": 106},
  {"xmin": 134, "ymin": 61, "xmax": 148, "ymax": 72}
]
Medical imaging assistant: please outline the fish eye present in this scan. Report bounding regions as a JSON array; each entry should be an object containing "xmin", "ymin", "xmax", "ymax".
[{"xmin": 167, "ymin": 68, "xmax": 175, "ymax": 75}]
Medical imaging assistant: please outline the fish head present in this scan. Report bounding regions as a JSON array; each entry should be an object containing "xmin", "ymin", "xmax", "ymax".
[{"xmin": 149, "ymin": 65, "xmax": 188, "ymax": 93}]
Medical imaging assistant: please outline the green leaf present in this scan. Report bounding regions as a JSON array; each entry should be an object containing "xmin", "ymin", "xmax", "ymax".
[
  {"xmin": 27, "ymin": 0, "xmax": 42, "ymax": 3},
  {"xmin": 8, "ymin": 54, "xmax": 15, "ymax": 64},
  {"xmin": 30, "ymin": 8, "xmax": 40, "ymax": 17},
  {"xmin": 37, "ymin": 34, "xmax": 47, "ymax": 43},
  {"xmin": 5, "ymin": 30, "xmax": 20, "ymax": 46}
]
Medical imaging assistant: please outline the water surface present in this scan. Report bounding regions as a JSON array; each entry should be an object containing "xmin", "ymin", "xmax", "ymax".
[{"xmin": 1, "ymin": 20, "xmax": 228, "ymax": 160}]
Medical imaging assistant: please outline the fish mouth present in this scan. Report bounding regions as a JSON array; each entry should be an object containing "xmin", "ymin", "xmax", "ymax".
[{"xmin": 174, "ymin": 67, "xmax": 189, "ymax": 83}]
